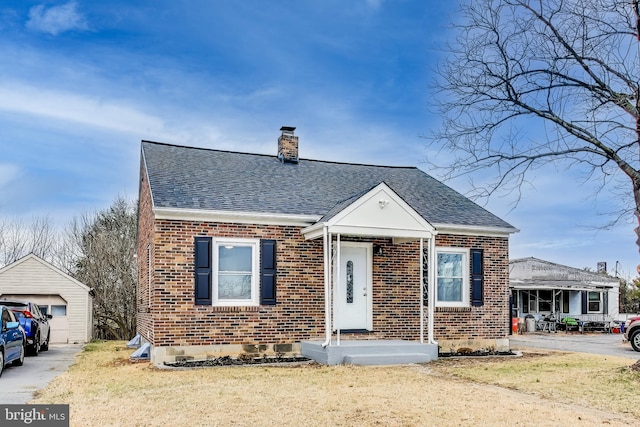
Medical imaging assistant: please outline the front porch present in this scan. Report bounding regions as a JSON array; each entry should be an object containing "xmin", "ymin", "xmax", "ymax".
[{"xmin": 301, "ymin": 340, "xmax": 438, "ymax": 365}]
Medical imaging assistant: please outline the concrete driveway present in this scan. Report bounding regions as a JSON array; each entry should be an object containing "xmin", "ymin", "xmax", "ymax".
[
  {"xmin": 510, "ymin": 332, "xmax": 640, "ymax": 360},
  {"xmin": 0, "ymin": 344, "xmax": 84, "ymax": 404}
]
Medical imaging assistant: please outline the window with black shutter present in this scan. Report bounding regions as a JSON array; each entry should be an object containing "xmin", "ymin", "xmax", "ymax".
[
  {"xmin": 260, "ymin": 239, "xmax": 277, "ymax": 305},
  {"xmin": 470, "ymin": 248, "xmax": 484, "ymax": 307},
  {"xmin": 194, "ymin": 236, "xmax": 212, "ymax": 305}
]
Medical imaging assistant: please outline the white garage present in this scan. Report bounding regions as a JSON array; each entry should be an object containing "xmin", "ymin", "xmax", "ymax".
[{"xmin": 0, "ymin": 254, "xmax": 93, "ymax": 344}]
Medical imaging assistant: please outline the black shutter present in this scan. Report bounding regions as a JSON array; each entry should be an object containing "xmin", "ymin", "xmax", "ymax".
[
  {"xmin": 470, "ymin": 249, "xmax": 484, "ymax": 307},
  {"xmin": 194, "ymin": 236, "xmax": 212, "ymax": 305},
  {"xmin": 260, "ymin": 239, "xmax": 277, "ymax": 305},
  {"xmin": 603, "ymin": 292, "xmax": 608, "ymax": 314},
  {"xmin": 581, "ymin": 291, "xmax": 588, "ymax": 314}
]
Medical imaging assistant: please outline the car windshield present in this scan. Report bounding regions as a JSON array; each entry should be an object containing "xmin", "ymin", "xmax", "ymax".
[
  {"xmin": 12, "ymin": 311, "xmax": 26, "ymax": 318},
  {"xmin": 2, "ymin": 302, "xmax": 28, "ymax": 309}
]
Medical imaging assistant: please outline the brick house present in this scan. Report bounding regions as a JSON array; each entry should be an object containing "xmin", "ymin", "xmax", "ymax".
[{"xmin": 137, "ymin": 127, "xmax": 518, "ymax": 364}]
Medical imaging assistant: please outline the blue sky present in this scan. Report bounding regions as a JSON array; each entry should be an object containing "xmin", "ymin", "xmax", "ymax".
[{"xmin": 0, "ymin": 1, "xmax": 637, "ymax": 279}]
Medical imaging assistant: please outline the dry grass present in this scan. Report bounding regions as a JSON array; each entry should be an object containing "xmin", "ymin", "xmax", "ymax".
[{"xmin": 31, "ymin": 342, "xmax": 640, "ymax": 427}]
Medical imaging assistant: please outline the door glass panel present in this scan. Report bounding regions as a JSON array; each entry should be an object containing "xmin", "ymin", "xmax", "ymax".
[{"xmin": 346, "ymin": 261, "xmax": 354, "ymax": 304}]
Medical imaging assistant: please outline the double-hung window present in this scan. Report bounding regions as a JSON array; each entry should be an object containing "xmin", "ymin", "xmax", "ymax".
[
  {"xmin": 587, "ymin": 291, "xmax": 602, "ymax": 313},
  {"xmin": 213, "ymin": 238, "xmax": 259, "ymax": 306},
  {"xmin": 436, "ymin": 248, "xmax": 469, "ymax": 307}
]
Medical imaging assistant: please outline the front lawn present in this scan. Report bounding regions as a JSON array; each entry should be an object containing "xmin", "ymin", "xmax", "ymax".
[{"xmin": 32, "ymin": 341, "xmax": 639, "ymax": 426}]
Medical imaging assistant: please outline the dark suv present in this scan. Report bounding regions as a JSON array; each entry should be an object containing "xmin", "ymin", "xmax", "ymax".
[
  {"xmin": 624, "ymin": 316, "xmax": 640, "ymax": 352},
  {"xmin": 2, "ymin": 300, "xmax": 51, "ymax": 356}
]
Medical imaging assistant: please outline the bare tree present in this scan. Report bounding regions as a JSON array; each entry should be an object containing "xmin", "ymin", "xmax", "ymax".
[
  {"xmin": 0, "ymin": 215, "xmax": 57, "ymax": 267},
  {"xmin": 430, "ymin": 1, "xmax": 640, "ymax": 251},
  {"xmin": 62, "ymin": 197, "xmax": 137, "ymax": 340}
]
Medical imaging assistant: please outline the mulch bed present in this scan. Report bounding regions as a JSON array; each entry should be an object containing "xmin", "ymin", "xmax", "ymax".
[
  {"xmin": 164, "ymin": 355, "xmax": 311, "ymax": 368},
  {"xmin": 438, "ymin": 349, "xmax": 517, "ymax": 358}
]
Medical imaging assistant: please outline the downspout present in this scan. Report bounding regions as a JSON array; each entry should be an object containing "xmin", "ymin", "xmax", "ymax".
[
  {"xmin": 321, "ymin": 225, "xmax": 332, "ymax": 348},
  {"xmin": 428, "ymin": 236, "xmax": 438, "ymax": 346},
  {"xmin": 420, "ymin": 238, "xmax": 424, "ymax": 343}
]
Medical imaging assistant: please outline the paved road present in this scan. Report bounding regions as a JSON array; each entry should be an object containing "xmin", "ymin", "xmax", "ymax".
[
  {"xmin": 510, "ymin": 332, "xmax": 640, "ymax": 360},
  {"xmin": 0, "ymin": 344, "xmax": 84, "ymax": 404}
]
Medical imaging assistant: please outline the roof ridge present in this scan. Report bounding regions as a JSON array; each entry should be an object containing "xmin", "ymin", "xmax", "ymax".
[{"xmin": 141, "ymin": 140, "xmax": 417, "ymax": 169}]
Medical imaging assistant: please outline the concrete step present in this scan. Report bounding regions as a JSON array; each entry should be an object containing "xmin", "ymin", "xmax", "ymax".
[
  {"xmin": 343, "ymin": 352, "xmax": 434, "ymax": 366},
  {"xmin": 301, "ymin": 340, "xmax": 439, "ymax": 365}
]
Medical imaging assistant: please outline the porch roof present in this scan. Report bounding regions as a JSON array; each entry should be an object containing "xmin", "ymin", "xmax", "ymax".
[
  {"xmin": 301, "ymin": 182, "xmax": 436, "ymax": 240},
  {"xmin": 510, "ymin": 281, "xmax": 616, "ymax": 292}
]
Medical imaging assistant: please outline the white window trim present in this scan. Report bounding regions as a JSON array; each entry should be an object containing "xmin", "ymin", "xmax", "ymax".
[
  {"xmin": 587, "ymin": 291, "xmax": 602, "ymax": 314},
  {"xmin": 435, "ymin": 247, "xmax": 470, "ymax": 308},
  {"xmin": 212, "ymin": 238, "xmax": 260, "ymax": 307}
]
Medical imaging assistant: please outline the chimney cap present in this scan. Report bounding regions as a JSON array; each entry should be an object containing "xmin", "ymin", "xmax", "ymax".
[{"xmin": 280, "ymin": 126, "xmax": 296, "ymax": 134}]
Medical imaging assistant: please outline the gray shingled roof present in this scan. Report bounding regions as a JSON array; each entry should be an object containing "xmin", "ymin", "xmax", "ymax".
[{"xmin": 141, "ymin": 140, "xmax": 516, "ymax": 231}]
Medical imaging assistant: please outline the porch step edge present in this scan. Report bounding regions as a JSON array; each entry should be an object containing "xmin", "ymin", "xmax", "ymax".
[{"xmin": 343, "ymin": 353, "xmax": 435, "ymax": 366}]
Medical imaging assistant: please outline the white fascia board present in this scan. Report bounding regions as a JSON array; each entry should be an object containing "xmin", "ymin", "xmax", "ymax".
[
  {"xmin": 326, "ymin": 225, "xmax": 434, "ymax": 239},
  {"xmin": 153, "ymin": 207, "xmax": 321, "ymax": 227},
  {"xmin": 433, "ymin": 223, "xmax": 519, "ymax": 237},
  {"xmin": 302, "ymin": 223, "xmax": 435, "ymax": 241},
  {"xmin": 302, "ymin": 223, "xmax": 324, "ymax": 240}
]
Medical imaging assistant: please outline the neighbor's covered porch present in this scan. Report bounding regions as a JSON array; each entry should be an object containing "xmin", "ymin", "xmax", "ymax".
[
  {"xmin": 299, "ymin": 183, "xmax": 439, "ymax": 365},
  {"xmin": 511, "ymin": 283, "xmax": 616, "ymax": 333}
]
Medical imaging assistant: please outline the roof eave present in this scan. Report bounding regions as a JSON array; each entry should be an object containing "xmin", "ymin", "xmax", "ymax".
[
  {"xmin": 433, "ymin": 223, "xmax": 519, "ymax": 237},
  {"xmin": 153, "ymin": 207, "xmax": 321, "ymax": 227}
]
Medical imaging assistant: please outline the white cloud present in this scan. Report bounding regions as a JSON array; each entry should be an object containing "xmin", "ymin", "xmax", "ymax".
[
  {"xmin": 0, "ymin": 164, "xmax": 19, "ymax": 188},
  {"xmin": 26, "ymin": 2, "xmax": 88, "ymax": 36},
  {"xmin": 0, "ymin": 82, "xmax": 165, "ymax": 136}
]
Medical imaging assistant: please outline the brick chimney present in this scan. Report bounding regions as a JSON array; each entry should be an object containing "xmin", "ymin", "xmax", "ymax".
[{"xmin": 278, "ymin": 126, "xmax": 298, "ymax": 164}]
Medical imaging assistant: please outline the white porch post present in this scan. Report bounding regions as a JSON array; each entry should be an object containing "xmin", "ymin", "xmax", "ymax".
[
  {"xmin": 336, "ymin": 234, "xmax": 341, "ymax": 346},
  {"xmin": 420, "ymin": 238, "xmax": 424, "ymax": 343},
  {"xmin": 322, "ymin": 226, "xmax": 332, "ymax": 348},
  {"xmin": 428, "ymin": 236, "xmax": 437, "ymax": 345}
]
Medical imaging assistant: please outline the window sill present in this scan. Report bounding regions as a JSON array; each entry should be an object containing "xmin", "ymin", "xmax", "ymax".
[
  {"xmin": 201, "ymin": 306, "xmax": 261, "ymax": 313},
  {"xmin": 435, "ymin": 306, "xmax": 471, "ymax": 313},
  {"xmin": 335, "ymin": 329, "xmax": 372, "ymax": 334}
]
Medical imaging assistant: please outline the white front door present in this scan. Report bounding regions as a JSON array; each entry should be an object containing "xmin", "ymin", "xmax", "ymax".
[{"xmin": 335, "ymin": 243, "xmax": 372, "ymax": 330}]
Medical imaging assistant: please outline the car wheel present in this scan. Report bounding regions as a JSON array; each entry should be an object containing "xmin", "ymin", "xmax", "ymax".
[
  {"xmin": 12, "ymin": 344, "xmax": 24, "ymax": 366},
  {"xmin": 41, "ymin": 331, "xmax": 50, "ymax": 352},
  {"xmin": 30, "ymin": 333, "xmax": 40, "ymax": 356},
  {"xmin": 631, "ymin": 329, "xmax": 640, "ymax": 352},
  {"xmin": 0, "ymin": 349, "xmax": 4, "ymax": 377}
]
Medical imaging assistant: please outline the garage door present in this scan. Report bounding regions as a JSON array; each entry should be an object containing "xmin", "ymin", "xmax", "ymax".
[{"xmin": 1, "ymin": 294, "xmax": 69, "ymax": 344}]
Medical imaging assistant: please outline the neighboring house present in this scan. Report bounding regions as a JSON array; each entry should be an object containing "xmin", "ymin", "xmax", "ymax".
[
  {"xmin": 137, "ymin": 127, "xmax": 518, "ymax": 364},
  {"xmin": 510, "ymin": 257, "xmax": 620, "ymax": 323},
  {"xmin": 0, "ymin": 254, "xmax": 93, "ymax": 344}
]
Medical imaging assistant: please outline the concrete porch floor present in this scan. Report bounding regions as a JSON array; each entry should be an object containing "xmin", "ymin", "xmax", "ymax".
[{"xmin": 301, "ymin": 339, "xmax": 438, "ymax": 366}]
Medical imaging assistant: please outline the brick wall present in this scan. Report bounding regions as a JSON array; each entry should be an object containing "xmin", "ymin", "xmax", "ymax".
[
  {"xmin": 137, "ymin": 189, "xmax": 510, "ymax": 350},
  {"xmin": 432, "ymin": 234, "xmax": 510, "ymax": 343}
]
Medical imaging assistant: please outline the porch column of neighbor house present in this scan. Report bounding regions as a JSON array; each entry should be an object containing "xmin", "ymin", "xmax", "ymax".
[
  {"xmin": 428, "ymin": 236, "xmax": 437, "ymax": 345},
  {"xmin": 322, "ymin": 226, "xmax": 332, "ymax": 348}
]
